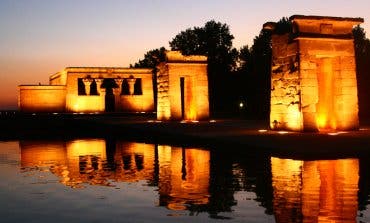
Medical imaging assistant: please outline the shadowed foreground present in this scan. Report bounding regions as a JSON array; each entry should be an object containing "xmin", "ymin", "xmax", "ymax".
[{"xmin": 1, "ymin": 112, "xmax": 370, "ymax": 159}]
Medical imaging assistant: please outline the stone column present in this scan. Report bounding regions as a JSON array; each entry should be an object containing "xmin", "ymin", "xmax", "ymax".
[
  {"xmin": 100, "ymin": 88, "xmax": 107, "ymax": 112},
  {"xmin": 114, "ymin": 78, "xmax": 123, "ymax": 95},
  {"xmin": 113, "ymin": 78, "xmax": 123, "ymax": 111},
  {"xmin": 127, "ymin": 76, "xmax": 136, "ymax": 95},
  {"xmin": 95, "ymin": 78, "xmax": 104, "ymax": 95},
  {"xmin": 113, "ymin": 88, "xmax": 121, "ymax": 112},
  {"xmin": 82, "ymin": 78, "xmax": 93, "ymax": 95}
]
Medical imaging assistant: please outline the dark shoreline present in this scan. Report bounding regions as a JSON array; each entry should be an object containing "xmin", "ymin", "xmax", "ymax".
[{"xmin": 1, "ymin": 112, "xmax": 370, "ymax": 160}]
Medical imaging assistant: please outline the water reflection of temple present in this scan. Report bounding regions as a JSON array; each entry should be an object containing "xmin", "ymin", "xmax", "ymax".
[
  {"xmin": 20, "ymin": 140, "xmax": 274, "ymax": 217},
  {"xmin": 271, "ymin": 157, "xmax": 359, "ymax": 223},
  {"xmin": 20, "ymin": 140, "xmax": 210, "ymax": 211},
  {"xmin": 21, "ymin": 140, "xmax": 365, "ymax": 220}
]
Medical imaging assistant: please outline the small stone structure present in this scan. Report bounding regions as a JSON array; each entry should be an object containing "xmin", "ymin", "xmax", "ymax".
[
  {"xmin": 266, "ymin": 15, "xmax": 363, "ymax": 131},
  {"xmin": 156, "ymin": 51, "xmax": 209, "ymax": 121},
  {"xmin": 19, "ymin": 67, "xmax": 154, "ymax": 113}
]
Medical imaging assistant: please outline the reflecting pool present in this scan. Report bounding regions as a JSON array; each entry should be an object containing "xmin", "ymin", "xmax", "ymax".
[{"xmin": 1, "ymin": 139, "xmax": 370, "ymax": 222}]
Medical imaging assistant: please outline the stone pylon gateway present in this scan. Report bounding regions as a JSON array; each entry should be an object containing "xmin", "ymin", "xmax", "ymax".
[
  {"xmin": 156, "ymin": 51, "xmax": 209, "ymax": 121},
  {"xmin": 265, "ymin": 15, "xmax": 363, "ymax": 131}
]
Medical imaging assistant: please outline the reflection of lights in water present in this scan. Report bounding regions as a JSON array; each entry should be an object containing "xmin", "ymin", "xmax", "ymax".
[
  {"xmin": 271, "ymin": 157, "xmax": 359, "ymax": 223},
  {"xmin": 52, "ymin": 113, "xmax": 58, "ymax": 115},
  {"xmin": 180, "ymin": 120, "xmax": 199, "ymax": 123},
  {"xmin": 141, "ymin": 111, "xmax": 146, "ymax": 114},
  {"xmin": 148, "ymin": 120, "xmax": 163, "ymax": 123},
  {"xmin": 278, "ymin": 131, "xmax": 289, "ymax": 134},
  {"xmin": 32, "ymin": 113, "xmax": 36, "ymax": 116},
  {"xmin": 360, "ymin": 128, "xmax": 369, "ymax": 131},
  {"xmin": 209, "ymin": 120, "xmax": 216, "ymax": 123},
  {"xmin": 79, "ymin": 112, "xmax": 84, "ymax": 114},
  {"xmin": 327, "ymin": 131, "xmax": 348, "ymax": 136},
  {"xmin": 258, "ymin": 129, "xmax": 268, "ymax": 133}
]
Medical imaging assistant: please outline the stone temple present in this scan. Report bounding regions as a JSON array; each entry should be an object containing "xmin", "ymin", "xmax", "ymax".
[
  {"xmin": 266, "ymin": 15, "xmax": 363, "ymax": 131},
  {"xmin": 18, "ymin": 51, "xmax": 210, "ymax": 121},
  {"xmin": 19, "ymin": 67, "xmax": 155, "ymax": 113},
  {"xmin": 156, "ymin": 51, "xmax": 209, "ymax": 121},
  {"xmin": 18, "ymin": 15, "xmax": 365, "ymax": 127}
]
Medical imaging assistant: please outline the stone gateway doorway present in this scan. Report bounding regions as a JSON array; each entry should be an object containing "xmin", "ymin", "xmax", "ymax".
[
  {"xmin": 268, "ymin": 15, "xmax": 362, "ymax": 131},
  {"xmin": 156, "ymin": 51, "xmax": 209, "ymax": 121}
]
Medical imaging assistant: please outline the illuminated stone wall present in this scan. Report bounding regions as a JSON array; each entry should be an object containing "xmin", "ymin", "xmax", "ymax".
[
  {"xmin": 118, "ymin": 72, "xmax": 154, "ymax": 112},
  {"xmin": 270, "ymin": 34, "xmax": 302, "ymax": 131},
  {"xmin": 268, "ymin": 15, "xmax": 363, "ymax": 131},
  {"xmin": 62, "ymin": 67, "xmax": 154, "ymax": 113},
  {"xmin": 157, "ymin": 51, "xmax": 209, "ymax": 120},
  {"xmin": 18, "ymin": 85, "xmax": 66, "ymax": 112},
  {"xmin": 19, "ymin": 67, "xmax": 154, "ymax": 113}
]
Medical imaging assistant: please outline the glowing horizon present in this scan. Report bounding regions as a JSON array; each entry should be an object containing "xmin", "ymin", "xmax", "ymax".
[{"xmin": 1, "ymin": 0, "xmax": 369, "ymax": 109}]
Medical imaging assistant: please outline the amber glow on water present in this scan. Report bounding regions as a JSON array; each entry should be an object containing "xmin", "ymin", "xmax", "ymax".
[
  {"xmin": 2, "ymin": 140, "xmax": 370, "ymax": 222},
  {"xmin": 271, "ymin": 157, "xmax": 359, "ymax": 223}
]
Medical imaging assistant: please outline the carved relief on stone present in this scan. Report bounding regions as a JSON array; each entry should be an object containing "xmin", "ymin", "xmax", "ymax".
[
  {"xmin": 114, "ymin": 78, "xmax": 123, "ymax": 95},
  {"xmin": 95, "ymin": 78, "xmax": 104, "ymax": 95},
  {"xmin": 284, "ymin": 86, "xmax": 300, "ymax": 105},
  {"xmin": 271, "ymin": 79, "xmax": 285, "ymax": 104},
  {"xmin": 82, "ymin": 77, "xmax": 94, "ymax": 95},
  {"xmin": 126, "ymin": 75, "xmax": 136, "ymax": 95}
]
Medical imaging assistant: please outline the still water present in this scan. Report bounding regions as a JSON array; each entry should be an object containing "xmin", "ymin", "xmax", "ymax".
[{"xmin": 0, "ymin": 139, "xmax": 370, "ymax": 222}]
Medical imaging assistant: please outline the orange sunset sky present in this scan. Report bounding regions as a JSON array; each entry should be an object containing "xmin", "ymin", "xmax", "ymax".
[{"xmin": 1, "ymin": 0, "xmax": 369, "ymax": 109}]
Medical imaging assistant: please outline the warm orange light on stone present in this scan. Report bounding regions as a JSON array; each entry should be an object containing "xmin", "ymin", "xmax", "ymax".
[
  {"xmin": 267, "ymin": 15, "xmax": 363, "ymax": 131},
  {"xmin": 157, "ymin": 51, "xmax": 209, "ymax": 121},
  {"xmin": 18, "ymin": 85, "xmax": 66, "ymax": 112},
  {"xmin": 19, "ymin": 67, "xmax": 154, "ymax": 113},
  {"xmin": 271, "ymin": 157, "xmax": 359, "ymax": 223}
]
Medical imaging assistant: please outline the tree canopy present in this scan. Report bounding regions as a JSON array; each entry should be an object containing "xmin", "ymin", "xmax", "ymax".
[
  {"xmin": 169, "ymin": 20, "xmax": 238, "ymax": 114},
  {"xmin": 353, "ymin": 25, "xmax": 370, "ymax": 123},
  {"xmin": 131, "ymin": 47, "xmax": 166, "ymax": 71}
]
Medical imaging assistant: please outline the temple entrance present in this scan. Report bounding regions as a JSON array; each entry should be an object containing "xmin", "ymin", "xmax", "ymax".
[
  {"xmin": 102, "ymin": 79, "xmax": 118, "ymax": 112},
  {"xmin": 156, "ymin": 51, "xmax": 209, "ymax": 121},
  {"xmin": 316, "ymin": 57, "xmax": 337, "ymax": 130},
  {"xmin": 268, "ymin": 15, "xmax": 361, "ymax": 131},
  {"xmin": 105, "ymin": 88, "xmax": 115, "ymax": 112},
  {"xmin": 179, "ymin": 76, "xmax": 195, "ymax": 120},
  {"xmin": 180, "ymin": 77, "xmax": 185, "ymax": 119}
]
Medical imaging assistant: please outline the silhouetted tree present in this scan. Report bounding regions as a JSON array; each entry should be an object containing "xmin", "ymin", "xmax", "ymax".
[
  {"xmin": 228, "ymin": 45, "xmax": 252, "ymax": 117},
  {"xmin": 244, "ymin": 17, "xmax": 292, "ymax": 120},
  {"xmin": 273, "ymin": 17, "xmax": 292, "ymax": 35},
  {"xmin": 170, "ymin": 20, "xmax": 238, "ymax": 116},
  {"xmin": 353, "ymin": 25, "xmax": 370, "ymax": 124},
  {"xmin": 131, "ymin": 47, "xmax": 167, "ymax": 70}
]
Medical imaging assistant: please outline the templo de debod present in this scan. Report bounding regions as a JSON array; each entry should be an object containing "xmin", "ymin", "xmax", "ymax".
[
  {"xmin": 19, "ymin": 15, "xmax": 365, "ymax": 129},
  {"xmin": 18, "ymin": 51, "xmax": 210, "ymax": 121},
  {"xmin": 267, "ymin": 15, "xmax": 363, "ymax": 132},
  {"xmin": 19, "ymin": 67, "xmax": 155, "ymax": 113}
]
